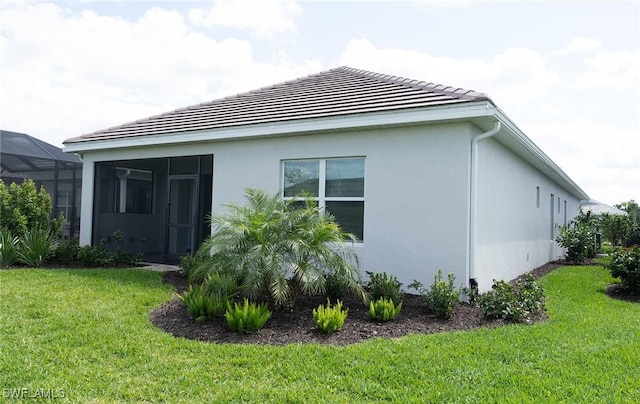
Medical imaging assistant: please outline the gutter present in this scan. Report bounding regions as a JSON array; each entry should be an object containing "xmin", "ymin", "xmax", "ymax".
[{"xmin": 468, "ymin": 120, "xmax": 501, "ymax": 286}]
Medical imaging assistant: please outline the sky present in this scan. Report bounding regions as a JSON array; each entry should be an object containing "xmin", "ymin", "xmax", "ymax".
[{"xmin": 0, "ymin": 0, "xmax": 638, "ymax": 206}]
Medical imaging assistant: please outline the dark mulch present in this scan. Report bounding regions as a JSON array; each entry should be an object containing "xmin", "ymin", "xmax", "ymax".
[
  {"xmin": 605, "ymin": 284, "xmax": 640, "ymax": 303},
  {"xmin": 150, "ymin": 263, "xmax": 564, "ymax": 346}
]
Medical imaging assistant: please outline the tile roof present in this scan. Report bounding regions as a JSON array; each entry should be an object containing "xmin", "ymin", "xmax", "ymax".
[{"xmin": 64, "ymin": 66, "xmax": 494, "ymax": 144}]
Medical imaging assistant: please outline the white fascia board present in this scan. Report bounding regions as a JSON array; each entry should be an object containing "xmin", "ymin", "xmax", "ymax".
[
  {"xmin": 493, "ymin": 108, "xmax": 589, "ymax": 200},
  {"xmin": 63, "ymin": 102, "xmax": 495, "ymax": 154}
]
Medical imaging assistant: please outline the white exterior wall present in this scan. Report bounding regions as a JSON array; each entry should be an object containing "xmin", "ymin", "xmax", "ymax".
[
  {"xmin": 78, "ymin": 123, "xmax": 474, "ymax": 291},
  {"xmin": 211, "ymin": 123, "xmax": 474, "ymax": 290},
  {"xmin": 474, "ymin": 137, "xmax": 582, "ymax": 291}
]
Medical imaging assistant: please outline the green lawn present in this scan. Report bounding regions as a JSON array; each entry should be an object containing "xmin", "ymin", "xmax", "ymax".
[{"xmin": 1, "ymin": 265, "xmax": 638, "ymax": 403}]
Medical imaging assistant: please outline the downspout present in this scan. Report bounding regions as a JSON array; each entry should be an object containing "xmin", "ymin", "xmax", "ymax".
[{"xmin": 468, "ymin": 120, "xmax": 501, "ymax": 287}]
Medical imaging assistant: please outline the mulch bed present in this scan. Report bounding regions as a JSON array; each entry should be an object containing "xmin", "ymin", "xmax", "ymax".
[{"xmin": 149, "ymin": 262, "xmax": 565, "ymax": 346}]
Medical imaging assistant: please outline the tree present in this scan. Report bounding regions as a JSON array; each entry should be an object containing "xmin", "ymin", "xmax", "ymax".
[
  {"xmin": 614, "ymin": 200, "xmax": 640, "ymax": 246},
  {"xmin": 556, "ymin": 210, "xmax": 597, "ymax": 264},
  {"xmin": 0, "ymin": 179, "xmax": 64, "ymax": 238},
  {"xmin": 193, "ymin": 189, "xmax": 365, "ymax": 310},
  {"xmin": 600, "ymin": 213, "xmax": 631, "ymax": 247}
]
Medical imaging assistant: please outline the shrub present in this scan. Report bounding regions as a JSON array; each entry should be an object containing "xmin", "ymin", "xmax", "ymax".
[
  {"xmin": 77, "ymin": 245, "xmax": 114, "ymax": 267},
  {"xmin": 556, "ymin": 224, "xmax": 596, "ymax": 264},
  {"xmin": 17, "ymin": 227, "xmax": 56, "ymax": 267},
  {"xmin": 0, "ymin": 179, "xmax": 64, "ymax": 239},
  {"xmin": 76, "ymin": 231, "xmax": 143, "ymax": 267},
  {"xmin": 225, "ymin": 299, "xmax": 272, "ymax": 334},
  {"xmin": 313, "ymin": 299, "xmax": 348, "ymax": 334},
  {"xmin": 409, "ymin": 270, "xmax": 461, "ymax": 319},
  {"xmin": 53, "ymin": 238, "xmax": 80, "ymax": 265},
  {"xmin": 177, "ymin": 285, "xmax": 225, "ymax": 322},
  {"xmin": 179, "ymin": 254, "xmax": 208, "ymax": 282},
  {"xmin": 365, "ymin": 271, "xmax": 403, "ymax": 305},
  {"xmin": 556, "ymin": 211, "xmax": 597, "ymax": 263},
  {"xmin": 369, "ymin": 297, "xmax": 402, "ymax": 322},
  {"xmin": 325, "ymin": 272, "xmax": 349, "ymax": 300},
  {"xmin": 112, "ymin": 248, "xmax": 142, "ymax": 266},
  {"xmin": 0, "ymin": 228, "xmax": 19, "ymax": 268},
  {"xmin": 202, "ymin": 272, "xmax": 238, "ymax": 303},
  {"xmin": 518, "ymin": 273, "xmax": 546, "ymax": 314},
  {"xmin": 478, "ymin": 274, "xmax": 545, "ymax": 323},
  {"xmin": 608, "ymin": 247, "xmax": 640, "ymax": 294}
]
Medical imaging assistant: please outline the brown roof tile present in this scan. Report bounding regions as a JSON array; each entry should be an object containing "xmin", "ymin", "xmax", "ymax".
[{"xmin": 64, "ymin": 66, "xmax": 494, "ymax": 144}]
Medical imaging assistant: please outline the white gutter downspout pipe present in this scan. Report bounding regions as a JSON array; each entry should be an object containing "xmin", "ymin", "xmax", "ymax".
[{"xmin": 468, "ymin": 120, "xmax": 501, "ymax": 288}]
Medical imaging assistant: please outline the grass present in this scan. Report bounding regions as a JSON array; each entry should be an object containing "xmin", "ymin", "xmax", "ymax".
[{"xmin": 1, "ymin": 265, "xmax": 639, "ymax": 403}]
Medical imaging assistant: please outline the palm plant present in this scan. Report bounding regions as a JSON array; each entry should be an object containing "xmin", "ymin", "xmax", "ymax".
[{"xmin": 194, "ymin": 189, "xmax": 365, "ymax": 310}]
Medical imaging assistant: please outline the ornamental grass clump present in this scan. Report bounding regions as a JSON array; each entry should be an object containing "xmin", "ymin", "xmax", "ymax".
[
  {"xmin": 177, "ymin": 272, "xmax": 237, "ymax": 322},
  {"xmin": 0, "ymin": 228, "xmax": 19, "ymax": 268},
  {"xmin": 313, "ymin": 299, "xmax": 348, "ymax": 334},
  {"xmin": 177, "ymin": 285, "xmax": 223, "ymax": 322},
  {"xmin": 225, "ymin": 299, "xmax": 272, "ymax": 334},
  {"xmin": 17, "ymin": 227, "xmax": 56, "ymax": 267},
  {"xmin": 369, "ymin": 297, "xmax": 402, "ymax": 322}
]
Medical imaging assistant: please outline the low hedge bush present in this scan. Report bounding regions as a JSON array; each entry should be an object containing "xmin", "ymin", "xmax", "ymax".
[
  {"xmin": 409, "ymin": 270, "xmax": 461, "ymax": 319},
  {"xmin": 608, "ymin": 247, "xmax": 640, "ymax": 293},
  {"xmin": 477, "ymin": 274, "xmax": 545, "ymax": 323},
  {"xmin": 365, "ymin": 271, "xmax": 403, "ymax": 305}
]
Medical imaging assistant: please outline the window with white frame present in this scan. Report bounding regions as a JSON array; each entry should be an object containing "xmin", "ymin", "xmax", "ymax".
[{"xmin": 283, "ymin": 157, "xmax": 365, "ymax": 241}]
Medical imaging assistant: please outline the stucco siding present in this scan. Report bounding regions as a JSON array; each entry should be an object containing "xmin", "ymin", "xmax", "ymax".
[
  {"xmin": 209, "ymin": 123, "xmax": 474, "ymax": 290},
  {"xmin": 474, "ymin": 137, "xmax": 581, "ymax": 291},
  {"xmin": 77, "ymin": 122, "xmax": 474, "ymax": 289}
]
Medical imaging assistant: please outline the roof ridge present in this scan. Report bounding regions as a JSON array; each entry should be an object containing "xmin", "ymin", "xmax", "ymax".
[
  {"xmin": 68, "ymin": 66, "xmax": 495, "ymax": 141},
  {"xmin": 335, "ymin": 66, "xmax": 494, "ymax": 104},
  {"xmin": 79, "ymin": 68, "xmax": 350, "ymax": 137}
]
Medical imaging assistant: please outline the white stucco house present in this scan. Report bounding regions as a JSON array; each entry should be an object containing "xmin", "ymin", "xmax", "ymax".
[{"xmin": 63, "ymin": 67, "xmax": 588, "ymax": 292}]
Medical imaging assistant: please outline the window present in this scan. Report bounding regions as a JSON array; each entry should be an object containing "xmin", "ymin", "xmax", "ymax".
[
  {"xmin": 536, "ymin": 186, "xmax": 540, "ymax": 208},
  {"xmin": 99, "ymin": 166, "xmax": 153, "ymax": 214},
  {"xmin": 283, "ymin": 157, "xmax": 365, "ymax": 241}
]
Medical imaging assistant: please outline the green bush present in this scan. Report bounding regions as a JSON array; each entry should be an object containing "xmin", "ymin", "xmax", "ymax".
[
  {"xmin": 313, "ymin": 299, "xmax": 348, "ymax": 334},
  {"xmin": 369, "ymin": 297, "xmax": 402, "ymax": 322},
  {"xmin": 556, "ymin": 211, "xmax": 597, "ymax": 263},
  {"xmin": 77, "ymin": 245, "xmax": 114, "ymax": 267},
  {"xmin": 76, "ymin": 232, "xmax": 143, "ymax": 267},
  {"xmin": 17, "ymin": 227, "xmax": 56, "ymax": 267},
  {"xmin": 0, "ymin": 179, "xmax": 64, "ymax": 239},
  {"xmin": 179, "ymin": 254, "xmax": 208, "ymax": 283},
  {"xmin": 325, "ymin": 272, "xmax": 349, "ymax": 300},
  {"xmin": 53, "ymin": 238, "xmax": 80, "ymax": 265},
  {"xmin": 556, "ymin": 224, "xmax": 596, "ymax": 264},
  {"xmin": 202, "ymin": 272, "xmax": 238, "ymax": 304},
  {"xmin": 0, "ymin": 227, "xmax": 19, "ymax": 268},
  {"xmin": 225, "ymin": 298, "xmax": 272, "ymax": 334},
  {"xmin": 608, "ymin": 247, "xmax": 640, "ymax": 293},
  {"xmin": 177, "ymin": 285, "xmax": 226, "ymax": 322},
  {"xmin": 409, "ymin": 270, "xmax": 461, "ymax": 319},
  {"xmin": 365, "ymin": 271, "xmax": 403, "ymax": 305},
  {"xmin": 478, "ymin": 274, "xmax": 545, "ymax": 323}
]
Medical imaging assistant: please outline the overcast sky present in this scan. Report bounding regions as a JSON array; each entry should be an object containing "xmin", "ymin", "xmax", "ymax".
[{"xmin": 1, "ymin": 0, "xmax": 638, "ymax": 206}]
